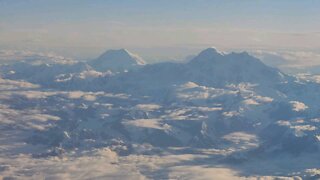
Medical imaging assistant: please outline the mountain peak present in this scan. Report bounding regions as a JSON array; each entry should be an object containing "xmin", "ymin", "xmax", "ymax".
[
  {"xmin": 189, "ymin": 47, "xmax": 224, "ymax": 64},
  {"xmin": 89, "ymin": 49, "xmax": 145, "ymax": 72},
  {"xmin": 198, "ymin": 47, "xmax": 224, "ymax": 57},
  {"xmin": 204, "ymin": 47, "xmax": 223, "ymax": 53},
  {"xmin": 99, "ymin": 49, "xmax": 144, "ymax": 64},
  {"xmin": 110, "ymin": 48, "xmax": 131, "ymax": 56}
]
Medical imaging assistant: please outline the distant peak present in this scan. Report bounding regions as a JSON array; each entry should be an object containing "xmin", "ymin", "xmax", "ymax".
[
  {"xmin": 97, "ymin": 49, "xmax": 145, "ymax": 65},
  {"xmin": 198, "ymin": 47, "xmax": 225, "ymax": 57},
  {"xmin": 101, "ymin": 49, "xmax": 130, "ymax": 56},
  {"xmin": 206, "ymin": 47, "xmax": 221, "ymax": 52},
  {"xmin": 89, "ymin": 48, "xmax": 146, "ymax": 72},
  {"xmin": 189, "ymin": 47, "xmax": 224, "ymax": 63},
  {"xmin": 118, "ymin": 48, "xmax": 130, "ymax": 54}
]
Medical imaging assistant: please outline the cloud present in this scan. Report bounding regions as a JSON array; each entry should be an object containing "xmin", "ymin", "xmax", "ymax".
[
  {"xmin": 253, "ymin": 50, "xmax": 320, "ymax": 69},
  {"xmin": 277, "ymin": 119, "xmax": 317, "ymax": 137},
  {"xmin": 0, "ymin": 50, "xmax": 75, "ymax": 65},
  {"xmin": 123, "ymin": 118, "xmax": 170, "ymax": 130},
  {"xmin": 0, "ymin": 78, "xmax": 39, "ymax": 91},
  {"xmin": 168, "ymin": 166, "xmax": 247, "ymax": 180},
  {"xmin": 134, "ymin": 104, "xmax": 162, "ymax": 111},
  {"xmin": 290, "ymin": 101, "xmax": 308, "ymax": 112}
]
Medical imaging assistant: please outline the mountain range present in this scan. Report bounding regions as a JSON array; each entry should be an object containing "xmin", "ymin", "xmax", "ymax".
[{"xmin": 0, "ymin": 47, "xmax": 319, "ymax": 179}]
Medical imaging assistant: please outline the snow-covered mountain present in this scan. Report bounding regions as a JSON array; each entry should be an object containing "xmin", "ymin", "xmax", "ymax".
[
  {"xmin": 92, "ymin": 48, "xmax": 290, "ymax": 98},
  {"xmin": 89, "ymin": 49, "xmax": 146, "ymax": 72},
  {"xmin": 188, "ymin": 48, "xmax": 288, "ymax": 86},
  {"xmin": 0, "ymin": 47, "xmax": 320, "ymax": 179}
]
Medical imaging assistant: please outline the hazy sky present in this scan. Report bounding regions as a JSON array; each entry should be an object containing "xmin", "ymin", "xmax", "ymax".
[{"xmin": 1, "ymin": 0, "xmax": 320, "ymax": 60}]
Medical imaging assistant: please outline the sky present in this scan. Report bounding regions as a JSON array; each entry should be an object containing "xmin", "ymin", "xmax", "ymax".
[{"xmin": 0, "ymin": 0, "xmax": 320, "ymax": 61}]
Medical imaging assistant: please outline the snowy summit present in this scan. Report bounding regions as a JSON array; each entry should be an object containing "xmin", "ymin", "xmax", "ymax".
[{"xmin": 89, "ymin": 49, "xmax": 146, "ymax": 72}]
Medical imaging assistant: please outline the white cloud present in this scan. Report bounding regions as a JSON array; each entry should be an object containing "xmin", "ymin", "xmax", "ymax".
[
  {"xmin": 222, "ymin": 111, "xmax": 240, "ymax": 118},
  {"xmin": 290, "ymin": 101, "xmax": 308, "ymax": 112},
  {"xmin": 253, "ymin": 50, "xmax": 320, "ymax": 69},
  {"xmin": 277, "ymin": 119, "xmax": 317, "ymax": 137},
  {"xmin": 243, "ymin": 99, "xmax": 259, "ymax": 105},
  {"xmin": 134, "ymin": 104, "xmax": 162, "ymax": 111},
  {"xmin": 123, "ymin": 119, "xmax": 170, "ymax": 130},
  {"xmin": 0, "ymin": 50, "xmax": 75, "ymax": 65},
  {"xmin": 0, "ymin": 78, "xmax": 39, "ymax": 91}
]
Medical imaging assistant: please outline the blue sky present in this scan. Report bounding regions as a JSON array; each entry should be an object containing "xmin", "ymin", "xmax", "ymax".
[{"xmin": 0, "ymin": 0, "xmax": 319, "ymax": 60}]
